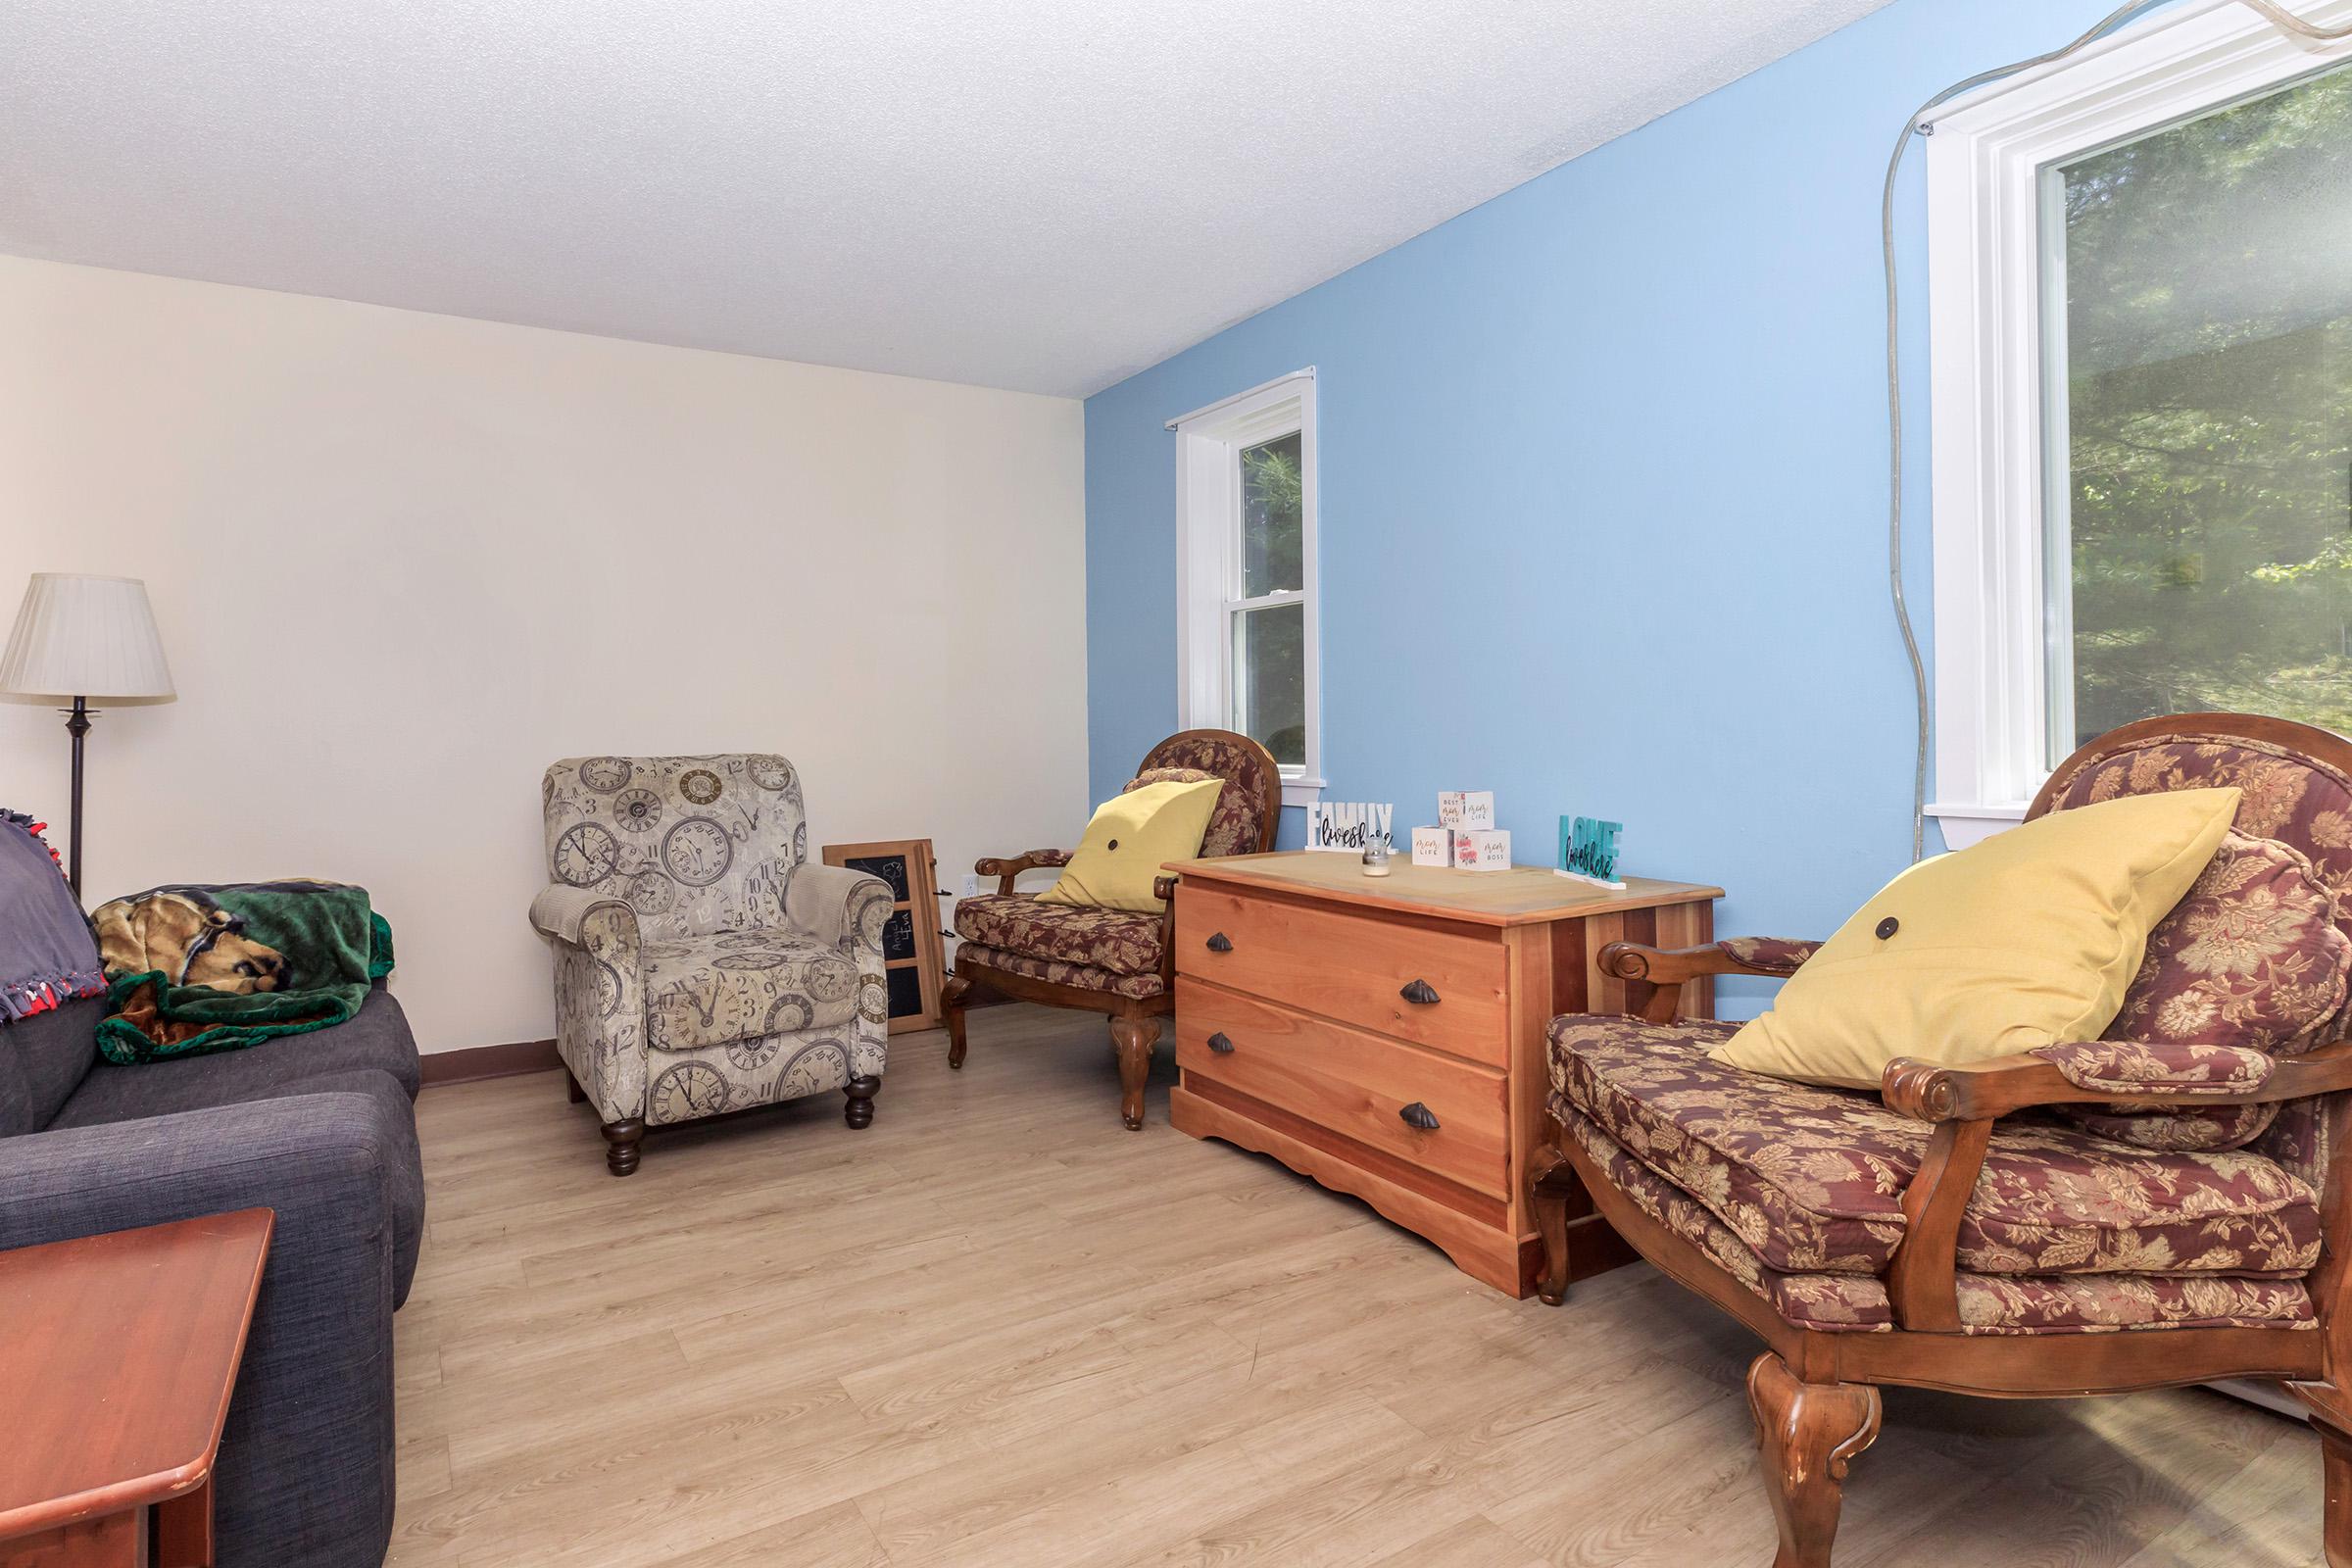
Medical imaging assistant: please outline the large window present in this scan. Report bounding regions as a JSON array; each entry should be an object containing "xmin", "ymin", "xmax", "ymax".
[
  {"xmin": 2045, "ymin": 60, "xmax": 2352, "ymax": 753},
  {"xmin": 1928, "ymin": 0, "xmax": 2352, "ymax": 845},
  {"xmin": 1171, "ymin": 370, "xmax": 1322, "ymax": 803}
]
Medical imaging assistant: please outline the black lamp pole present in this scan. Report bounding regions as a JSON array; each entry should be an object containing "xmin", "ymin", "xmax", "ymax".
[{"xmin": 64, "ymin": 696, "xmax": 89, "ymax": 897}]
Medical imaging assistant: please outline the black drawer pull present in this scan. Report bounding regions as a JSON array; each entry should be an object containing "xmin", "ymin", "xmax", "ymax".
[
  {"xmin": 1399, "ymin": 979, "xmax": 1440, "ymax": 1005},
  {"xmin": 1207, "ymin": 1031, "xmax": 1235, "ymax": 1054},
  {"xmin": 1399, "ymin": 1102, "xmax": 1440, "ymax": 1131},
  {"xmin": 1205, "ymin": 932, "xmax": 1233, "ymax": 953}
]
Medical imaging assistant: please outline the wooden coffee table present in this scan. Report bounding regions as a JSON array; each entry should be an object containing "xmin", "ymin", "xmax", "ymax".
[{"xmin": 0, "ymin": 1209, "xmax": 273, "ymax": 1568}]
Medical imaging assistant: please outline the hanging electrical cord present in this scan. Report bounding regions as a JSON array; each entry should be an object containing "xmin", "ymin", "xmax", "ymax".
[{"xmin": 1881, "ymin": 0, "xmax": 2352, "ymax": 861}]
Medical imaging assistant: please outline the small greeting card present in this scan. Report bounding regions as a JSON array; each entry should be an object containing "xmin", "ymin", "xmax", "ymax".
[
  {"xmin": 1453, "ymin": 828, "xmax": 1511, "ymax": 871},
  {"xmin": 1437, "ymin": 791, "xmax": 1494, "ymax": 832}
]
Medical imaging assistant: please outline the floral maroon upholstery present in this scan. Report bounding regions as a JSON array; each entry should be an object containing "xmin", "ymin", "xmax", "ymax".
[
  {"xmin": 952, "ymin": 943, "xmax": 1167, "ymax": 1000},
  {"xmin": 1955, "ymin": 1272, "xmax": 2313, "ymax": 1335},
  {"xmin": 1125, "ymin": 765, "xmax": 1218, "ymax": 790},
  {"xmin": 2040, "ymin": 733, "xmax": 2352, "ymax": 946},
  {"xmin": 952, "ymin": 894, "xmax": 1164, "ymax": 977},
  {"xmin": 1565, "ymin": 1110, "xmax": 1891, "ymax": 1332},
  {"xmin": 1547, "ymin": 1015, "xmax": 2322, "ymax": 1277},
  {"xmin": 2036, "ymin": 1038, "xmax": 2276, "ymax": 1096},
  {"xmin": 1716, "ymin": 937, "xmax": 1823, "ymax": 976},
  {"xmin": 1135, "ymin": 733, "xmax": 1277, "ymax": 858},
  {"xmin": 2044, "ymin": 766, "xmax": 2352, "ymax": 1154},
  {"xmin": 2061, "ymin": 832, "xmax": 2349, "ymax": 1152},
  {"xmin": 1565, "ymin": 1111, "xmax": 2316, "ymax": 1335},
  {"xmin": 2107, "ymin": 834, "xmax": 2350, "ymax": 1053}
]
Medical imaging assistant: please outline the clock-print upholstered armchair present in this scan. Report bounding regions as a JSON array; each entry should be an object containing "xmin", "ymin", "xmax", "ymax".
[
  {"xmin": 942, "ymin": 728, "xmax": 1281, "ymax": 1130},
  {"xmin": 531, "ymin": 754, "xmax": 893, "ymax": 1175},
  {"xmin": 1530, "ymin": 713, "xmax": 2352, "ymax": 1566}
]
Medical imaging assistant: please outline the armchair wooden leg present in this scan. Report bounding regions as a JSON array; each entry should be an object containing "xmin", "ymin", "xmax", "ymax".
[
  {"xmin": 2307, "ymin": 1403, "xmax": 2352, "ymax": 1568},
  {"xmin": 942, "ymin": 974, "xmax": 972, "ymax": 1069},
  {"xmin": 601, "ymin": 1117, "xmax": 644, "ymax": 1178},
  {"xmin": 564, "ymin": 1067, "xmax": 586, "ymax": 1104},
  {"xmin": 1109, "ymin": 1015, "xmax": 1158, "ymax": 1131},
  {"xmin": 1528, "ymin": 1146, "xmax": 1580, "ymax": 1306},
  {"xmin": 1746, "ymin": 1352, "xmax": 1880, "ymax": 1568},
  {"xmin": 844, "ymin": 1074, "xmax": 880, "ymax": 1130}
]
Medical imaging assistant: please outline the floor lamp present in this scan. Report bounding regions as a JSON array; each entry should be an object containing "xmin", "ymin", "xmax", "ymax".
[{"xmin": 0, "ymin": 573, "xmax": 176, "ymax": 899}]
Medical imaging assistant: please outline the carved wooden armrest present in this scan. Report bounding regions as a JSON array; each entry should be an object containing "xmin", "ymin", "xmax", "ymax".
[
  {"xmin": 1881, "ymin": 1038, "xmax": 2352, "ymax": 1123},
  {"xmin": 1601, "ymin": 937, "xmax": 1821, "ymax": 986},
  {"xmin": 1875, "ymin": 1038, "xmax": 2352, "ymax": 1333},
  {"xmin": 974, "ymin": 849, "xmax": 1073, "ymax": 895},
  {"xmin": 1598, "ymin": 937, "xmax": 1821, "ymax": 1024}
]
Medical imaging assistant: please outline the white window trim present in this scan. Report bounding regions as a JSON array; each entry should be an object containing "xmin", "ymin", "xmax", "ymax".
[
  {"xmin": 1925, "ymin": 0, "xmax": 2352, "ymax": 848},
  {"xmin": 1170, "ymin": 369, "xmax": 1323, "ymax": 808}
]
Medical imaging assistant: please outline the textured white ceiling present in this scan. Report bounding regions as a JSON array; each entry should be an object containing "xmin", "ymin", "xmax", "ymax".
[{"xmin": 0, "ymin": 1, "xmax": 1891, "ymax": 397}]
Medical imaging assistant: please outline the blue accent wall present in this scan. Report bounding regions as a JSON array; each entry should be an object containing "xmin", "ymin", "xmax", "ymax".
[{"xmin": 1083, "ymin": 0, "xmax": 2149, "ymax": 1013}]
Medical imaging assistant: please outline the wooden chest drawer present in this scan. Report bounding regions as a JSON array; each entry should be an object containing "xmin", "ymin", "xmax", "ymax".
[
  {"xmin": 1175, "ymin": 887, "xmax": 1508, "ymax": 1068},
  {"xmin": 1175, "ymin": 979, "xmax": 1508, "ymax": 1200}
]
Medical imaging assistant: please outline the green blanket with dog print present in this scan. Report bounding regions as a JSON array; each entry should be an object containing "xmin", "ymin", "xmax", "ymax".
[{"xmin": 91, "ymin": 880, "xmax": 395, "ymax": 1064}]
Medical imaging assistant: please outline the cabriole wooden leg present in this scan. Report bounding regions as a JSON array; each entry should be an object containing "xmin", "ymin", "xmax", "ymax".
[
  {"xmin": 2313, "ymin": 1410, "xmax": 2352, "ymax": 1568},
  {"xmin": 1109, "ymin": 1015, "xmax": 1158, "ymax": 1131},
  {"xmin": 1528, "ymin": 1148, "xmax": 1578, "ymax": 1306},
  {"xmin": 942, "ymin": 974, "xmax": 971, "ymax": 1069},
  {"xmin": 844, "ymin": 1074, "xmax": 880, "ymax": 1130},
  {"xmin": 1746, "ymin": 1351, "xmax": 1881, "ymax": 1568},
  {"xmin": 601, "ymin": 1117, "xmax": 644, "ymax": 1177}
]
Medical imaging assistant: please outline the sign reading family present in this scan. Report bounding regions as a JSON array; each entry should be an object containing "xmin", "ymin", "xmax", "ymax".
[
  {"xmin": 1306, "ymin": 802, "xmax": 1395, "ymax": 855},
  {"xmin": 1556, "ymin": 815, "xmax": 1625, "ymax": 889}
]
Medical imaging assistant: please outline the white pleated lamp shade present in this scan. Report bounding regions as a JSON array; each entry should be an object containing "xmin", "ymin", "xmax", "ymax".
[{"xmin": 0, "ymin": 573, "xmax": 175, "ymax": 700}]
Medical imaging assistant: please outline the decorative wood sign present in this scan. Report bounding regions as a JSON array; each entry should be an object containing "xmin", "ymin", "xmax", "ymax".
[
  {"xmin": 1306, "ymin": 802, "xmax": 1394, "ymax": 854},
  {"xmin": 1556, "ymin": 815, "xmax": 1626, "ymax": 889},
  {"xmin": 821, "ymin": 839, "xmax": 945, "ymax": 1034}
]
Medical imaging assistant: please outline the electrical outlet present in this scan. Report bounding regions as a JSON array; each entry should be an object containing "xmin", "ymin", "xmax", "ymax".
[{"xmin": 960, "ymin": 873, "xmax": 978, "ymax": 898}]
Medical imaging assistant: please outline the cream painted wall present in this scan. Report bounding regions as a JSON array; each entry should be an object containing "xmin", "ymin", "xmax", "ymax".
[{"xmin": 0, "ymin": 256, "xmax": 1090, "ymax": 1054}]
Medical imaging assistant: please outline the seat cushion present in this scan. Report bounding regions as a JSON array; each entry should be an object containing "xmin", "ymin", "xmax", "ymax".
[
  {"xmin": 641, "ymin": 928, "xmax": 859, "ymax": 1054},
  {"xmin": 953, "ymin": 895, "xmax": 1164, "ymax": 977},
  {"xmin": 954, "ymin": 943, "xmax": 1166, "ymax": 999},
  {"xmin": 48, "ymin": 986, "xmax": 420, "ymax": 1130},
  {"xmin": 1565, "ymin": 1110, "xmax": 2315, "ymax": 1336},
  {"xmin": 1549, "ymin": 1013, "xmax": 2321, "ymax": 1277}
]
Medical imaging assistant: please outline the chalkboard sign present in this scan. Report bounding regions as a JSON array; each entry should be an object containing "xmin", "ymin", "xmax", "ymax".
[{"xmin": 821, "ymin": 839, "xmax": 945, "ymax": 1034}]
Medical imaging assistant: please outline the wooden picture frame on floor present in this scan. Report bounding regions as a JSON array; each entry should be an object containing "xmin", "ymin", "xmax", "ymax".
[{"xmin": 822, "ymin": 839, "xmax": 945, "ymax": 1033}]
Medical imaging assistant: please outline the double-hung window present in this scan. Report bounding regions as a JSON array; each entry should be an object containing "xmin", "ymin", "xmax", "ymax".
[
  {"xmin": 1928, "ymin": 0, "xmax": 2352, "ymax": 845},
  {"xmin": 1171, "ymin": 370, "xmax": 1322, "ymax": 806}
]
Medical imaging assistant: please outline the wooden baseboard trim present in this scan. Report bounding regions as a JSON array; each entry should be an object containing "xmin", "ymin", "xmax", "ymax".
[{"xmin": 420, "ymin": 1038, "xmax": 562, "ymax": 1088}]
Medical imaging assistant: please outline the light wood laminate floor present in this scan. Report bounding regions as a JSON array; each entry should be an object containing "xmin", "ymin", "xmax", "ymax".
[{"xmin": 390, "ymin": 1004, "xmax": 2328, "ymax": 1567}]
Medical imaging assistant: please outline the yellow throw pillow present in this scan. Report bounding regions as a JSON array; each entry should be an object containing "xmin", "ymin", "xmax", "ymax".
[
  {"xmin": 1710, "ymin": 787, "xmax": 2241, "ymax": 1090},
  {"xmin": 1036, "ymin": 778, "xmax": 1225, "ymax": 913}
]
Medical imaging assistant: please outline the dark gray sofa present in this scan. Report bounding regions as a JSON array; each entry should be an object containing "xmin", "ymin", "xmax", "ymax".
[{"xmin": 0, "ymin": 983, "xmax": 423, "ymax": 1568}]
